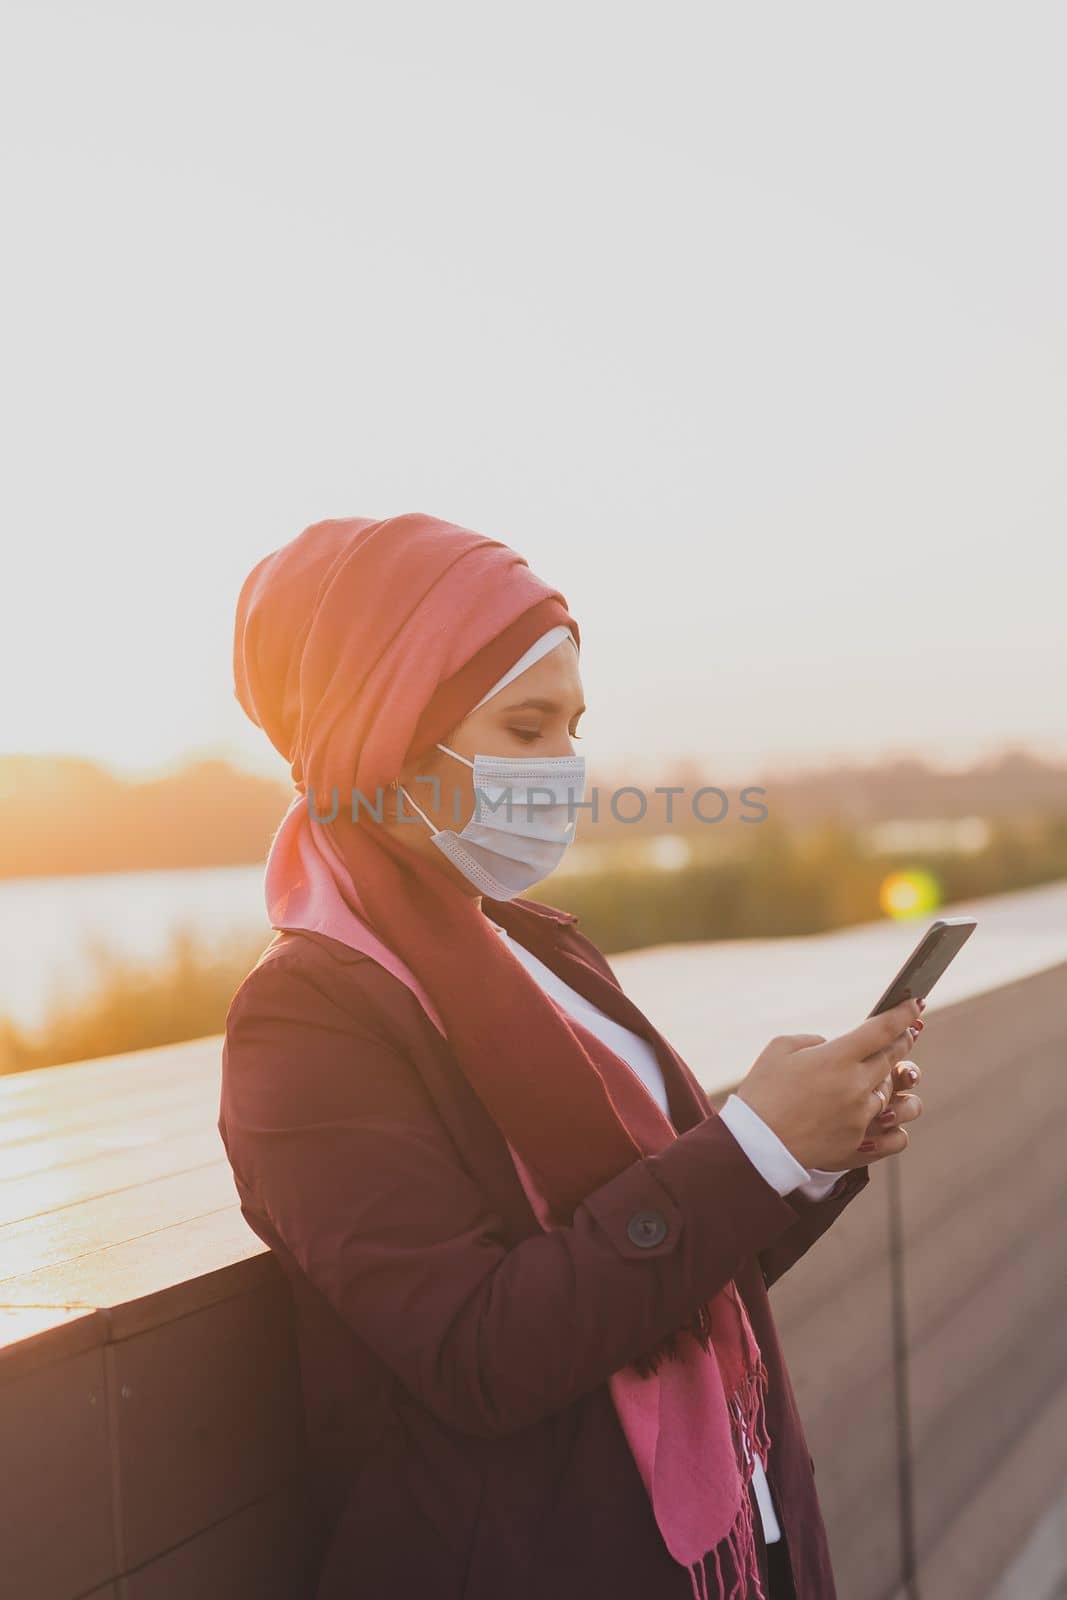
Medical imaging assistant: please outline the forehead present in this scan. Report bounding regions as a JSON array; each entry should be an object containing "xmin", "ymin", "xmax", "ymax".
[{"xmin": 505, "ymin": 638, "xmax": 583, "ymax": 698}]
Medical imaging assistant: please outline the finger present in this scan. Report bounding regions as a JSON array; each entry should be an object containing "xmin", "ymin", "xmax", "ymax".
[
  {"xmin": 857, "ymin": 1125, "xmax": 911, "ymax": 1160},
  {"xmin": 867, "ymin": 1075, "xmax": 894, "ymax": 1122},
  {"xmin": 859, "ymin": 1026, "xmax": 917, "ymax": 1085},
  {"xmin": 895, "ymin": 1062, "xmax": 927, "ymax": 1100},
  {"xmin": 861, "ymin": 1035, "xmax": 920, "ymax": 1125},
  {"xmin": 864, "ymin": 1071, "xmax": 896, "ymax": 1132},
  {"xmin": 868, "ymin": 1090, "xmax": 924, "ymax": 1133},
  {"xmin": 891, "ymin": 1091, "xmax": 923, "ymax": 1124},
  {"xmin": 894, "ymin": 1059, "xmax": 921, "ymax": 1090},
  {"xmin": 832, "ymin": 1000, "xmax": 922, "ymax": 1076},
  {"xmin": 862, "ymin": 1024, "xmax": 921, "ymax": 1074}
]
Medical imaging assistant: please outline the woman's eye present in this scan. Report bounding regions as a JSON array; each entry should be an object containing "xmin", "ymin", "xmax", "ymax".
[{"xmin": 509, "ymin": 725, "xmax": 582, "ymax": 743}]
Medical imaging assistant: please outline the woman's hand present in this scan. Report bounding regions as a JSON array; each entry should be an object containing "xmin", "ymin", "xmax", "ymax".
[{"xmin": 734, "ymin": 998, "xmax": 925, "ymax": 1171}]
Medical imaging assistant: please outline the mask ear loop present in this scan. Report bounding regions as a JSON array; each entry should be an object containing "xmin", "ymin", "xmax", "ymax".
[
  {"xmin": 396, "ymin": 745, "xmax": 474, "ymax": 835},
  {"xmin": 397, "ymin": 783, "xmax": 440, "ymax": 836},
  {"xmin": 436, "ymin": 741, "xmax": 474, "ymax": 769}
]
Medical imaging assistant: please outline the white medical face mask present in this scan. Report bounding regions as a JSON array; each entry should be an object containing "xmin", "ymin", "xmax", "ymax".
[{"xmin": 399, "ymin": 743, "xmax": 587, "ymax": 900}]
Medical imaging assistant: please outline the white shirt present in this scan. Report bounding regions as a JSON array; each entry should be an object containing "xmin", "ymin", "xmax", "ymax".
[{"xmin": 489, "ymin": 917, "xmax": 846, "ymax": 1547}]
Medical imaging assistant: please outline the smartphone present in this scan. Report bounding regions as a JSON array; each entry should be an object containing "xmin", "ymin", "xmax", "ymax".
[{"xmin": 868, "ymin": 917, "xmax": 977, "ymax": 1017}]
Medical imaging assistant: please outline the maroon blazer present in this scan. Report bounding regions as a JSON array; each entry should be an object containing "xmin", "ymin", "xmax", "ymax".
[{"xmin": 218, "ymin": 898, "xmax": 869, "ymax": 1600}]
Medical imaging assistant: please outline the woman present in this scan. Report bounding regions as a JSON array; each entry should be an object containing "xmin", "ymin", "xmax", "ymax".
[{"xmin": 219, "ymin": 512, "xmax": 923, "ymax": 1600}]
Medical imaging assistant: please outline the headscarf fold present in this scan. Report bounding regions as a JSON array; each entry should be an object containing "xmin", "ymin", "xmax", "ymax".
[{"xmin": 234, "ymin": 513, "xmax": 769, "ymax": 1599}]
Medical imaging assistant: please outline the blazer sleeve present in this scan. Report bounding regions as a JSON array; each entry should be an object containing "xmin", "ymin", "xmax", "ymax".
[
  {"xmin": 758, "ymin": 1166, "xmax": 870, "ymax": 1289},
  {"xmin": 219, "ymin": 948, "xmax": 810, "ymax": 1441}
]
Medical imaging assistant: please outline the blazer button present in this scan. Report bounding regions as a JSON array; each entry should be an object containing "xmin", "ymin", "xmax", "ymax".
[{"xmin": 626, "ymin": 1209, "xmax": 668, "ymax": 1248}]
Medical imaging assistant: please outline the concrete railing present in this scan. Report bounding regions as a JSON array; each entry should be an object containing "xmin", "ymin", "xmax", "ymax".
[{"xmin": 2, "ymin": 878, "xmax": 1065, "ymax": 1600}]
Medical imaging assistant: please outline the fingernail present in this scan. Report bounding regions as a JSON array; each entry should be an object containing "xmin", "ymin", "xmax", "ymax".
[
  {"xmin": 904, "ymin": 1066, "xmax": 919, "ymax": 1084},
  {"xmin": 877, "ymin": 1109, "xmax": 896, "ymax": 1123},
  {"xmin": 858, "ymin": 1139, "xmax": 876, "ymax": 1152},
  {"xmin": 912, "ymin": 1018, "xmax": 925, "ymax": 1033}
]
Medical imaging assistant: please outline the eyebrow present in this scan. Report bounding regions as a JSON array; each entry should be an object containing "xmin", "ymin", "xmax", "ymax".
[{"xmin": 498, "ymin": 696, "xmax": 586, "ymax": 717}]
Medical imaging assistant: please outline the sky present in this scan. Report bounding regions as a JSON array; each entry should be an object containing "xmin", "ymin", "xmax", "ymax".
[{"xmin": 2, "ymin": 2, "xmax": 1065, "ymax": 788}]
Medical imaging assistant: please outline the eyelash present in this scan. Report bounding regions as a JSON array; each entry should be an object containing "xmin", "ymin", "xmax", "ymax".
[{"xmin": 511, "ymin": 728, "xmax": 583, "ymax": 743}]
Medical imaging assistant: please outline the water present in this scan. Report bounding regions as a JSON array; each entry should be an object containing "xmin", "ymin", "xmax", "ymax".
[
  {"xmin": 8, "ymin": 859, "xmax": 1064, "ymax": 1040},
  {"xmin": 0, "ymin": 865, "xmax": 271, "ymax": 1028}
]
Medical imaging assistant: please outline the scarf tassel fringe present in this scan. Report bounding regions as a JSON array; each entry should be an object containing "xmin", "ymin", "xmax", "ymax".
[{"xmin": 685, "ymin": 1358, "xmax": 772, "ymax": 1600}]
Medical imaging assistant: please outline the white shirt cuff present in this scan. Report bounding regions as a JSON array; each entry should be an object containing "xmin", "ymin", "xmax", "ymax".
[
  {"xmin": 719, "ymin": 1094, "xmax": 847, "ymax": 1200},
  {"xmin": 797, "ymin": 1167, "xmax": 848, "ymax": 1201}
]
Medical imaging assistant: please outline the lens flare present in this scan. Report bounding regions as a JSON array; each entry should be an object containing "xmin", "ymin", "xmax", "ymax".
[{"xmin": 879, "ymin": 868, "xmax": 942, "ymax": 920}]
